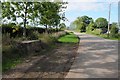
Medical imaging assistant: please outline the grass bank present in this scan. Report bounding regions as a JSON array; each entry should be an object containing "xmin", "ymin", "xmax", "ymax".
[
  {"xmin": 58, "ymin": 32, "xmax": 79, "ymax": 43},
  {"xmin": 86, "ymin": 30, "xmax": 120, "ymax": 40},
  {"xmin": 2, "ymin": 31, "xmax": 66, "ymax": 72}
]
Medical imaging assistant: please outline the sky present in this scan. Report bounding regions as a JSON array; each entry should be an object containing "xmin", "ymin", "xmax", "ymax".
[
  {"xmin": 1, "ymin": 0, "xmax": 119, "ymax": 27},
  {"xmin": 63, "ymin": 0, "xmax": 119, "ymax": 26}
]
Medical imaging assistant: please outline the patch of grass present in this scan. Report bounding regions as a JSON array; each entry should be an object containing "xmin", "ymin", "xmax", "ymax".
[
  {"xmin": 99, "ymin": 34, "xmax": 120, "ymax": 40},
  {"xmin": 2, "ymin": 45, "xmax": 23, "ymax": 72},
  {"xmin": 86, "ymin": 31, "xmax": 120, "ymax": 40},
  {"xmin": 58, "ymin": 32, "xmax": 79, "ymax": 43},
  {"xmin": 2, "ymin": 59, "xmax": 21, "ymax": 72}
]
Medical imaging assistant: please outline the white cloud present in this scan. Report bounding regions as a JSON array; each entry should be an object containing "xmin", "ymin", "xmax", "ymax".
[
  {"xmin": 66, "ymin": 2, "xmax": 107, "ymax": 12},
  {"xmin": 64, "ymin": 0, "xmax": 97, "ymax": 2},
  {"xmin": 64, "ymin": 0, "xmax": 119, "ymax": 2}
]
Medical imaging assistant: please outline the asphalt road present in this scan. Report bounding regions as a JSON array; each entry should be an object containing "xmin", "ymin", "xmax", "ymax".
[{"xmin": 65, "ymin": 33, "xmax": 118, "ymax": 78}]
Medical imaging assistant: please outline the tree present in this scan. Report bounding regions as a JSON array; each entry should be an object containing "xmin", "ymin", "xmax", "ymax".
[
  {"xmin": 73, "ymin": 17, "xmax": 82, "ymax": 31},
  {"xmin": 73, "ymin": 16, "xmax": 93, "ymax": 32},
  {"xmin": 59, "ymin": 23, "xmax": 66, "ymax": 30},
  {"xmin": 2, "ymin": 2, "xmax": 34, "ymax": 37},
  {"xmin": 2, "ymin": 1, "xmax": 67, "ymax": 35},
  {"xmin": 79, "ymin": 22, "xmax": 86, "ymax": 32},
  {"xmin": 39, "ymin": 2, "xmax": 67, "ymax": 33},
  {"xmin": 95, "ymin": 17, "xmax": 108, "ymax": 29},
  {"xmin": 86, "ymin": 21, "xmax": 95, "ymax": 32},
  {"xmin": 110, "ymin": 22, "xmax": 119, "ymax": 37},
  {"xmin": 80, "ymin": 16, "xmax": 93, "ymax": 26}
]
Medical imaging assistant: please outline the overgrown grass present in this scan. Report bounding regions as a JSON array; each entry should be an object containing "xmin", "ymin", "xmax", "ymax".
[
  {"xmin": 2, "ymin": 45, "xmax": 22, "ymax": 72},
  {"xmin": 2, "ymin": 31, "xmax": 66, "ymax": 72},
  {"xmin": 86, "ymin": 30, "xmax": 120, "ymax": 40},
  {"xmin": 58, "ymin": 32, "xmax": 79, "ymax": 43},
  {"xmin": 99, "ymin": 34, "xmax": 120, "ymax": 40}
]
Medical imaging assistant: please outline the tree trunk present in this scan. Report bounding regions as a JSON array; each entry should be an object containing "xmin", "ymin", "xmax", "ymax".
[
  {"xmin": 45, "ymin": 25, "xmax": 48, "ymax": 34},
  {"xmin": 23, "ymin": 3, "xmax": 28, "ymax": 38}
]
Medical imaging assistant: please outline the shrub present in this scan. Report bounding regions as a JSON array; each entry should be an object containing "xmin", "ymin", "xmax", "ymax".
[
  {"xmin": 2, "ymin": 24, "xmax": 46, "ymax": 38},
  {"xmin": 86, "ymin": 22, "xmax": 95, "ymax": 32},
  {"xmin": 92, "ymin": 29, "xmax": 102, "ymax": 35},
  {"xmin": 39, "ymin": 33, "xmax": 53, "ymax": 44},
  {"xmin": 110, "ymin": 26, "xmax": 119, "ymax": 38},
  {"xmin": 27, "ymin": 31, "xmax": 40, "ymax": 40},
  {"xmin": 2, "ymin": 33, "xmax": 13, "ymax": 45}
]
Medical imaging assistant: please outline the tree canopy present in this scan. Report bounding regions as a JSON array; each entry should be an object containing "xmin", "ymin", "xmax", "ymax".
[
  {"xmin": 95, "ymin": 17, "xmax": 108, "ymax": 29},
  {"xmin": 72, "ymin": 16, "xmax": 93, "ymax": 32},
  {"xmin": 2, "ymin": 1, "xmax": 67, "ymax": 36}
]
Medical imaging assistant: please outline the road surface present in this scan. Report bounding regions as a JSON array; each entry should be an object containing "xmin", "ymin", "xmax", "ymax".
[{"xmin": 65, "ymin": 33, "xmax": 118, "ymax": 78}]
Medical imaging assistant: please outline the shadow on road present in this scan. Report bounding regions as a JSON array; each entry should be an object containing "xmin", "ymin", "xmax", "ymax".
[
  {"xmin": 2, "ymin": 43, "xmax": 79, "ymax": 78},
  {"xmin": 65, "ymin": 33, "xmax": 118, "ymax": 78}
]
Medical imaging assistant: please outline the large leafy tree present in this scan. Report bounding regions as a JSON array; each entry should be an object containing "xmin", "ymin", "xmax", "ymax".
[
  {"xmin": 73, "ymin": 18, "xmax": 80, "ymax": 31},
  {"xmin": 73, "ymin": 16, "xmax": 93, "ymax": 32},
  {"xmin": 78, "ymin": 22, "xmax": 86, "ymax": 32},
  {"xmin": 86, "ymin": 21, "xmax": 96, "ymax": 32},
  {"xmin": 2, "ymin": 2, "xmax": 34, "ymax": 37},
  {"xmin": 2, "ymin": 1, "xmax": 67, "ymax": 35},
  {"xmin": 95, "ymin": 17, "xmax": 108, "ymax": 29},
  {"xmin": 39, "ymin": 2, "xmax": 67, "ymax": 33},
  {"xmin": 80, "ymin": 16, "xmax": 93, "ymax": 26}
]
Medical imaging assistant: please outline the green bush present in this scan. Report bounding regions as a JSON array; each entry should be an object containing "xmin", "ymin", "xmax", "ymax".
[
  {"xmin": 39, "ymin": 33, "xmax": 54, "ymax": 44},
  {"xmin": 110, "ymin": 26, "xmax": 119, "ymax": 38},
  {"xmin": 92, "ymin": 29, "xmax": 102, "ymax": 35},
  {"xmin": 27, "ymin": 31, "xmax": 40, "ymax": 40},
  {"xmin": 2, "ymin": 33, "xmax": 12, "ymax": 45},
  {"xmin": 2, "ymin": 33, "xmax": 22, "ymax": 72},
  {"xmin": 38, "ymin": 31, "xmax": 66, "ymax": 44},
  {"xmin": 86, "ymin": 22, "xmax": 95, "ymax": 33}
]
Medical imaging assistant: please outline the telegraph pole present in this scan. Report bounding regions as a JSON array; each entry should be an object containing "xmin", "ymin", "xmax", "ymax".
[{"xmin": 108, "ymin": 3, "xmax": 111, "ymax": 38}]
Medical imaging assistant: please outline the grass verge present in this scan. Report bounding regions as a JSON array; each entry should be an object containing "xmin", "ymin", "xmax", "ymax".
[
  {"xmin": 2, "ymin": 31, "xmax": 66, "ymax": 72},
  {"xmin": 86, "ymin": 31, "xmax": 120, "ymax": 40},
  {"xmin": 58, "ymin": 32, "xmax": 79, "ymax": 43}
]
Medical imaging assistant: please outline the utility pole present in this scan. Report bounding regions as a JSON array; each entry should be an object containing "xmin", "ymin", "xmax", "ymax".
[{"xmin": 108, "ymin": 3, "xmax": 111, "ymax": 38}]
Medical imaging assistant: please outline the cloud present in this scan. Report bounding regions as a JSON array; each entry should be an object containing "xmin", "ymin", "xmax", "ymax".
[
  {"xmin": 64, "ymin": 0, "xmax": 119, "ymax": 2},
  {"xmin": 64, "ymin": 0, "xmax": 97, "ymax": 2},
  {"xmin": 66, "ymin": 2, "xmax": 107, "ymax": 12},
  {"xmin": 65, "ymin": 0, "xmax": 118, "ymax": 12}
]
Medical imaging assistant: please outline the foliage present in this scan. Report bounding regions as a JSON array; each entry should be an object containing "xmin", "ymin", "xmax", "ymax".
[
  {"xmin": 86, "ymin": 27, "xmax": 120, "ymax": 40},
  {"xmin": 59, "ymin": 23, "xmax": 66, "ymax": 30},
  {"xmin": 73, "ymin": 16, "xmax": 93, "ymax": 32},
  {"xmin": 110, "ymin": 23, "xmax": 119, "ymax": 38},
  {"xmin": 2, "ymin": 2, "xmax": 67, "ymax": 35},
  {"xmin": 2, "ymin": 23, "xmax": 46, "ymax": 38},
  {"xmin": 95, "ymin": 17, "xmax": 108, "ymax": 28},
  {"xmin": 2, "ymin": 45, "xmax": 22, "ymax": 72},
  {"xmin": 86, "ymin": 21, "xmax": 95, "ymax": 32},
  {"xmin": 80, "ymin": 16, "xmax": 93, "ymax": 25},
  {"xmin": 2, "ymin": 31, "xmax": 67, "ymax": 72},
  {"xmin": 39, "ymin": 2, "xmax": 67, "ymax": 33},
  {"xmin": 2, "ymin": 33, "xmax": 21, "ymax": 72},
  {"xmin": 38, "ymin": 31, "xmax": 66, "ymax": 44},
  {"xmin": 2, "ymin": 2, "xmax": 34, "ymax": 37},
  {"xmin": 92, "ymin": 29, "xmax": 102, "ymax": 35},
  {"xmin": 79, "ymin": 22, "xmax": 86, "ymax": 32},
  {"xmin": 27, "ymin": 31, "xmax": 40, "ymax": 40}
]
